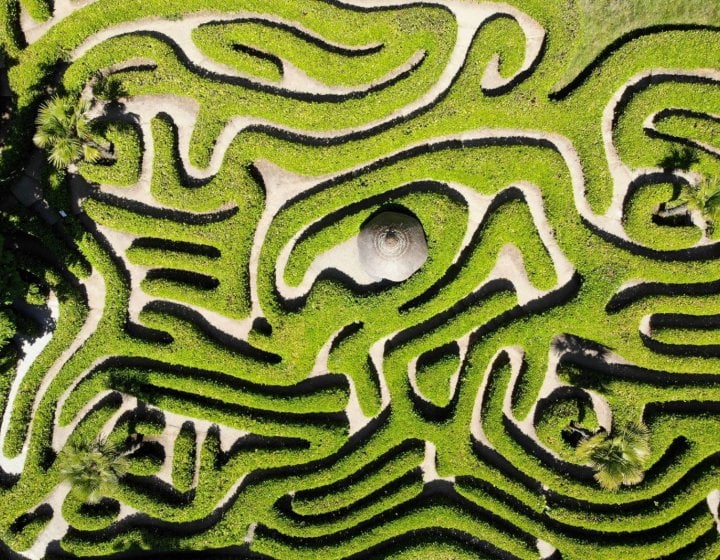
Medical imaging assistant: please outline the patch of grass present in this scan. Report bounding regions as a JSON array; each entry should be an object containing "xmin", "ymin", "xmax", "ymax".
[{"xmin": 558, "ymin": 0, "xmax": 720, "ymax": 90}]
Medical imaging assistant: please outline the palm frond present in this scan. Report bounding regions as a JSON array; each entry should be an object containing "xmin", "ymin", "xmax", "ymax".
[
  {"xmin": 576, "ymin": 433, "xmax": 606, "ymax": 462},
  {"xmin": 48, "ymin": 137, "xmax": 82, "ymax": 169},
  {"xmin": 620, "ymin": 421, "xmax": 650, "ymax": 447},
  {"xmin": 83, "ymin": 143, "xmax": 101, "ymax": 164},
  {"xmin": 594, "ymin": 465, "xmax": 623, "ymax": 491}
]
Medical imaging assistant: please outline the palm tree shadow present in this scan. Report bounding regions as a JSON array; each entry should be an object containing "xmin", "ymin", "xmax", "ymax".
[
  {"xmin": 555, "ymin": 334, "xmax": 613, "ymax": 393},
  {"xmin": 658, "ymin": 145, "xmax": 699, "ymax": 171}
]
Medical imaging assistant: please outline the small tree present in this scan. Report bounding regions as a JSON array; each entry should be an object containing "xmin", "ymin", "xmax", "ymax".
[
  {"xmin": 32, "ymin": 94, "xmax": 109, "ymax": 170},
  {"xmin": 576, "ymin": 421, "xmax": 650, "ymax": 491},
  {"xmin": 59, "ymin": 436, "xmax": 128, "ymax": 504}
]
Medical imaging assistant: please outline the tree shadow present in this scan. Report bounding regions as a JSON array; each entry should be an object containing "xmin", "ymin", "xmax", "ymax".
[
  {"xmin": 658, "ymin": 145, "xmax": 699, "ymax": 171},
  {"xmin": 92, "ymin": 74, "xmax": 129, "ymax": 106}
]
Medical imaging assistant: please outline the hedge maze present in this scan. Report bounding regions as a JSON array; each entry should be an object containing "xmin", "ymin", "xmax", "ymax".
[{"xmin": 1, "ymin": 0, "xmax": 720, "ymax": 558}]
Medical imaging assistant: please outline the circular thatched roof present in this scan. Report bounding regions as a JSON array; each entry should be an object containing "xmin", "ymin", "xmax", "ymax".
[{"xmin": 358, "ymin": 210, "xmax": 428, "ymax": 282}]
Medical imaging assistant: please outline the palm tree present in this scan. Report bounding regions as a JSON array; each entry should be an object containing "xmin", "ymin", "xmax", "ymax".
[
  {"xmin": 59, "ymin": 436, "xmax": 129, "ymax": 504},
  {"xmin": 576, "ymin": 421, "xmax": 650, "ymax": 491},
  {"xmin": 659, "ymin": 176, "xmax": 720, "ymax": 233},
  {"xmin": 684, "ymin": 176, "xmax": 720, "ymax": 231},
  {"xmin": 32, "ymin": 94, "xmax": 109, "ymax": 170}
]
